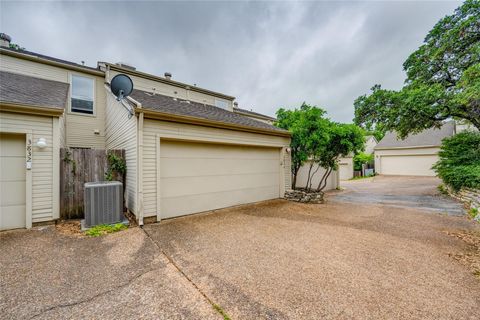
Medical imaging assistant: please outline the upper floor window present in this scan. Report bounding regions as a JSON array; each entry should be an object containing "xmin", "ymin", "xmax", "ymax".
[
  {"xmin": 71, "ymin": 75, "xmax": 94, "ymax": 114},
  {"xmin": 215, "ymin": 98, "xmax": 228, "ymax": 110}
]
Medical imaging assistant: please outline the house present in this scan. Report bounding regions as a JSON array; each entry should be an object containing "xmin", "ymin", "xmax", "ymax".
[
  {"xmin": 364, "ymin": 135, "xmax": 378, "ymax": 155},
  {"xmin": 0, "ymin": 34, "xmax": 291, "ymax": 230},
  {"xmin": 232, "ymin": 103, "xmax": 277, "ymax": 125},
  {"xmin": 374, "ymin": 121, "xmax": 455, "ymax": 176}
]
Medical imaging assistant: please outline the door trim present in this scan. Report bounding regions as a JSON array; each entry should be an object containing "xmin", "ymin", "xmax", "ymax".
[{"xmin": 1, "ymin": 129, "xmax": 32, "ymax": 229}]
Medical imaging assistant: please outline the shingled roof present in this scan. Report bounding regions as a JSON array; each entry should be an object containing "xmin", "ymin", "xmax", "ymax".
[
  {"xmin": 375, "ymin": 121, "xmax": 455, "ymax": 149},
  {"xmin": 0, "ymin": 71, "xmax": 69, "ymax": 109},
  {"xmin": 130, "ymin": 89, "xmax": 289, "ymax": 135}
]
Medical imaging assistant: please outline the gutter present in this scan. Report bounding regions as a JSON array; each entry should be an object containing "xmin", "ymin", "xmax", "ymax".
[
  {"xmin": 0, "ymin": 101, "xmax": 64, "ymax": 116},
  {"xmin": 136, "ymin": 108, "xmax": 291, "ymax": 137}
]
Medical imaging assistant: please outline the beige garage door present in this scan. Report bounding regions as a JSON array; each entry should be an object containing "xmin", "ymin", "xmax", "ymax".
[
  {"xmin": 159, "ymin": 140, "xmax": 281, "ymax": 219},
  {"xmin": 380, "ymin": 155, "xmax": 438, "ymax": 176},
  {"xmin": 0, "ymin": 133, "xmax": 26, "ymax": 230}
]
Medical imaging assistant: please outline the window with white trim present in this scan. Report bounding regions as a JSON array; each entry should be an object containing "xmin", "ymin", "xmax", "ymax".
[
  {"xmin": 71, "ymin": 75, "xmax": 94, "ymax": 114},
  {"xmin": 215, "ymin": 98, "xmax": 228, "ymax": 109}
]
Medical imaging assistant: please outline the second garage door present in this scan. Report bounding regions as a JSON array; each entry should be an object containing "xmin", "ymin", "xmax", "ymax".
[
  {"xmin": 380, "ymin": 155, "xmax": 438, "ymax": 176},
  {"xmin": 159, "ymin": 140, "xmax": 281, "ymax": 219}
]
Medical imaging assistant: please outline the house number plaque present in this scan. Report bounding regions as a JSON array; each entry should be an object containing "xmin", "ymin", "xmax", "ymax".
[{"xmin": 26, "ymin": 137, "xmax": 32, "ymax": 170}]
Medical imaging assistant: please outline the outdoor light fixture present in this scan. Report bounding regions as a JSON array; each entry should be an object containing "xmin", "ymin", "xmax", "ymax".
[
  {"xmin": 36, "ymin": 138, "xmax": 47, "ymax": 149},
  {"xmin": 286, "ymin": 147, "xmax": 292, "ymax": 153}
]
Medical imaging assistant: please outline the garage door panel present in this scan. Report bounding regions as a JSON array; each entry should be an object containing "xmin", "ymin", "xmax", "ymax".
[
  {"xmin": 0, "ymin": 205, "xmax": 26, "ymax": 230},
  {"xmin": 159, "ymin": 140, "xmax": 281, "ymax": 218},
  {"xmin": 380, "ymin": 155, "xmax": 437, "ymax": 176},
  {"xmin": 161, "ymin": 172, "xmax": 280, "ymax": 198},
  {"xmin": 1, "ymin": 134, "xmax": 26, "ymax": 230},
  {"xmin": 0, "ymin": 157, "xmax": 26, "ymax": 181},
  {"xmin": 160, "ymin": 158, "xmax": 279, "ymax": 177},
  {"xmin": 161, "ymin": 185, "xmax": 279, "ymax": 219},
  {"xmin": 161, "ymin": 142, "xmax": 278, "ymax": 160}
]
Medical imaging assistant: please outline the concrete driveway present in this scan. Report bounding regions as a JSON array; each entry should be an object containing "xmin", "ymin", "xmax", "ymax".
[{"xmin": 1, "ymin": 176, "xmax": 479, "ymax": 319}]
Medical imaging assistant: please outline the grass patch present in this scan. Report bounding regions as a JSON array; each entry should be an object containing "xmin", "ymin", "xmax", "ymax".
[
  {"xmin": 468, "ymin": 208, "xmax": 478, "ymax": 219},
  {"xmin": 212, "ymin": 304, "xmax": 231, "ymax": 320},
  {"xmin": 349, "ymin": 174, "xmax": 375, "ymax": 181},
  {"xmin": 85, "ymin": 223, "xmax": 127, "ymax": 237}
]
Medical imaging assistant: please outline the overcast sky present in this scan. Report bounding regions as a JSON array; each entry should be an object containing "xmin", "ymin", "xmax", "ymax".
[{"xmin": 1, "ymin": 0, "xmax": 461, "ymax": 122}]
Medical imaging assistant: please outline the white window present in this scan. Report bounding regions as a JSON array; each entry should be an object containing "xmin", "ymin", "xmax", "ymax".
[
  {"xmin": 215, "ymin": 98, "xmax": 228, "ymax": 109},
  {"xmin": 71, "ymin": 75, "xmax": 94, "ymax": 114}
]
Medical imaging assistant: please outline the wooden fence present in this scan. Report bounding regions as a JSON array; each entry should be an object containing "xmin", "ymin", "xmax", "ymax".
[{"xmin": 60, "ymin": 148, "xmax": 125, "ymax": 219}]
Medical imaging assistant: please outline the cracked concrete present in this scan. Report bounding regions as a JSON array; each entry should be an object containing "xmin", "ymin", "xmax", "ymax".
[{"xmin": 0, "ymin": 227, "xmax": 221, "ymax": 320}]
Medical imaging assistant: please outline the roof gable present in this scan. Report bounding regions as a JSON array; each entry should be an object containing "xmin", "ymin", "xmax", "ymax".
[{"xmin": 375, "ymin": 121, "xmax": 455, "ymax": 149}]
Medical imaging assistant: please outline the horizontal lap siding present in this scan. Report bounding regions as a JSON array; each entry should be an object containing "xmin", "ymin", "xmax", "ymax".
[
  {"xmin": 105, "ymin": 93, "xmax": 137, "ymax": 213},
  {"xmin": 142, "ymin": 119, "xmax": 290, "ymax": 217},
  {"xmin": 0, "ymin": 54, "xmax": 106, "ymax": 149},
  {"xmin": 0, "ymin": 111, "xmax": 54, "ymax": 222}
]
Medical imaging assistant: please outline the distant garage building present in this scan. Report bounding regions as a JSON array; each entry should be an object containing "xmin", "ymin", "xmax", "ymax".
[{"xmin": 374, "ymin": 121, "xmax": 455, "ymax": 177}]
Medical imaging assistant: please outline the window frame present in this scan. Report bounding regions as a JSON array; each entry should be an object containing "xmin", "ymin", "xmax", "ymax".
[
  {"xmin": 214, "ymin": 98, "xmax": 229, "ymax": 110},
  {"xmin": 69, "ymin": 73, "xmax": 96, "ymax": 117}
]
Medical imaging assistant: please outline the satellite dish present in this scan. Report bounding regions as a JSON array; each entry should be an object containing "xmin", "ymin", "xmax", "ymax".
[{"xmin": 111, "ymin": 74, "xmax": 133, "ymax": 101}]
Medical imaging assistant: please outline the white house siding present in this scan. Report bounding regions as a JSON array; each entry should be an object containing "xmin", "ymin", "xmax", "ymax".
[
  {"xmin": 374, "ymin": 147, "xmax": 440, "ymax": 176},
  {"xmin": 296, "ymin": 162, "xmax": 338, "ymax": 191},
  {"xmin": 339, "ymin": 156, "xmax": 354, "ymax": 180},
  {"xmin": 142, "ymin": 119, "xmax": 290, "ymax": 218},
  {"xmin": 104, "ymin": 92, "xmax": 137, "ymax": 214},
  {"xmin": 108, "ymin": 70, "xmax": 233, "ymax": 110},
  {"xmin": 0, "ymin": 54, "xmax": 106, "ymax": 148},
  {"xmin": 0, "ymin": 111, "xmax": 57, "ymax": 224}
]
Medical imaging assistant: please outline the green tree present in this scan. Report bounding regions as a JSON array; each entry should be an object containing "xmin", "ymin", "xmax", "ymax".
[
  {"xmin": 354, "ymin": 0, "xmax": 480, "ymax": 138},
  {"xmin": 433, "ymin": 131, "xmax": 480, "ymax": 191},
  {"xmin": 276, "ymin": 105, "xmax": 364, "ymax": 191},
  {"xmin": 276, "ymin": 103, "xmax": 329, "ymax": 189},
  {"xmin": 313, "ymin": 123, "xmax": 365, "ymax": 191},
  {"xmin": 354, "ymin": 152, "xmax": 374, "ymax": 171}
]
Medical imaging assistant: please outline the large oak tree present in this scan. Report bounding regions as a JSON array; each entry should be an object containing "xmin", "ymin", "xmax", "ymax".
[{"xmin": 354, "ymin": 0, "xmax": 480, "ymax": 138}]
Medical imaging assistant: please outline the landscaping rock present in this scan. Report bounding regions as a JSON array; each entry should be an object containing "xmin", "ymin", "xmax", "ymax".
[{"xmin": 284, "ymin": 189, "xmax": 324, "ymax": 204}]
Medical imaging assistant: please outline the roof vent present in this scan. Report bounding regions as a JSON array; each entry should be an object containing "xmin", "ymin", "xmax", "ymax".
[
  {"xmin": 164, "ymin": 72, "xmax": 172, "ymax": 80},
  {"xmin": 234, "ymin": 102, "xmax": 239, "ymax": 108},
  {"xmin": 115, "ymin": 62, "xmax": 136, "ymax": 71},
  {"xmin": 0, "ymin": 33, "xmax": 11, "ymax": 47}
]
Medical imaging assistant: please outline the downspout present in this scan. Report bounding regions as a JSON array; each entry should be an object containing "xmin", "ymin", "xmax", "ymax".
[{"xmin": 137, "ymin": 110, "xmax": 144, "ymax": 226}]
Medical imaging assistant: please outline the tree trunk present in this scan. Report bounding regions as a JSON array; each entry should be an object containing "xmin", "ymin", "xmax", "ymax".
[
  {"xmin": 315, "ymin": 167, "xmax": 331, "ymax": 192},
  {"xmin": 305, "ymin": 162, "xmax": 314, "ymax": 192},
  {"xmin": 292, "ymin": 166, "xmax": 300, "ymax": 189},
  {"xmin": 318, "ymin": 167, "xmax": 333, "ymax": 192},
  {"xmin": 308, "ymin": 164, "xmax": 321, "ymax": 190}
]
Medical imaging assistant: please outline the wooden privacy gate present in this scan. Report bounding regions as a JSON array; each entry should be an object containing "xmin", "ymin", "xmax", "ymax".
[{"xmin": 60, "ymin": 148, "xmax": 125, "ymax": 219}]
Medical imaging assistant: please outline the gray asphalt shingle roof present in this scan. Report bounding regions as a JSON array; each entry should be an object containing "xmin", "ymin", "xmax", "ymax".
[
  {"xmin": 0, "ymin": 71, "xmax": 69, "ymax": 109},
  {"xmin": 375, "ymin": 121, "xmax": 455, "ymax": 149},
  {"xmin": 130, "ymin": 89, "xmax": 288, "ymax": 134}
]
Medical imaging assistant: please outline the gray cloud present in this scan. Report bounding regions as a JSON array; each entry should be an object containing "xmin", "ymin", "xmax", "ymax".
[{"xmin": 1, "ymin": 0, "xmax": 461, "ymax": 122}]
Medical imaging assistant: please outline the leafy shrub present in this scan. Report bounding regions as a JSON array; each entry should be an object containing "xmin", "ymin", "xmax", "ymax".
[
  {"xmin": 353, "ymin": 152, "xmax": 374, "ymax": 171},
  {"xmin": 433, "ymin": 131, "xmax": 480, "ymax": 191}
]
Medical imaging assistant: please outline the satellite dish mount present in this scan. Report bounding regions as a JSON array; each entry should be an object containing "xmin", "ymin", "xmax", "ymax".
[{"xmin": 110, "ymin": 74, "xmax": 134, "ymax": 118}]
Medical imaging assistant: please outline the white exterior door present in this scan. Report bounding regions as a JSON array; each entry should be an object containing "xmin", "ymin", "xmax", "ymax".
[
  {"xmin": 0, "ymin": 133, "xmax": 26, "ymax": 230},
  {"xmin": 380, "ymin": 155, "xmax": 438, "ymax": 176},
  {"xmin": 159, "ymin": 140, "xmax": 281, "ymax": 219}
]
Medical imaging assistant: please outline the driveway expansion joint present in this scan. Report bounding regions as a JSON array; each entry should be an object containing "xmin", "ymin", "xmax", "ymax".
[{"xmin": 142, "ymin": 227, "xmax": 230, "ymax": 320}]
